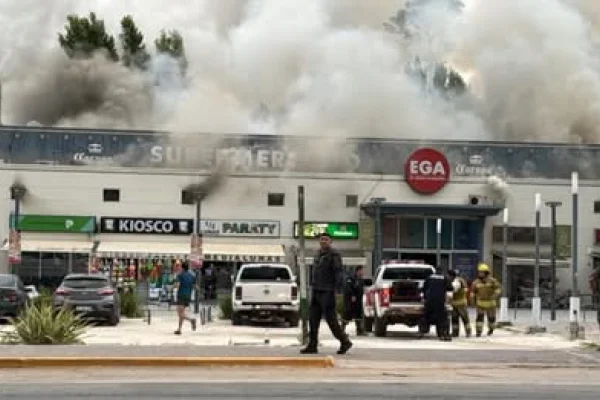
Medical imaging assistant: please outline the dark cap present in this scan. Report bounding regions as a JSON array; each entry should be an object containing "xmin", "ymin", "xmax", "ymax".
[{"xmin": 318, "ymin": 232, "xmax": 332, "ymax": 238}]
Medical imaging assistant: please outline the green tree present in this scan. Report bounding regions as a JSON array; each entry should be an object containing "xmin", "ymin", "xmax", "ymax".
[
  {"xmin": 154, "ymin": 30, "xmax": 188, "ymax": 75},
  {"xmin": 58, "ymin": 12, "xmax": 119, "ymax": 61},
  {"xmin": 119, "ymin": 15, "xmax": 150, "ymax": 70}
]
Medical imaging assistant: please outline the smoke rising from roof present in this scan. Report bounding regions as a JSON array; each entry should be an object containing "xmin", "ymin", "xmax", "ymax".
[{"xmin": 0, "ymin": 0, "xmax": 600, "ymax": 145}]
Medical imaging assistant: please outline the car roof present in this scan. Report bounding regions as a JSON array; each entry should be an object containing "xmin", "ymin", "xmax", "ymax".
[
  {"xmin": 382, "ymin": 263, "xmax": 435, "ymax": 269},
  {"xmin": 239, "ymin": 263, "xmax": 289, "ymax": 268},
  {"xmin": 63, "ymin": 273, "xmax": 108, "ymax": 279}
]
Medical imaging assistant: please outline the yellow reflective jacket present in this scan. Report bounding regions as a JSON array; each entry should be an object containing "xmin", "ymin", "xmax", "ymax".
[
  {"xmin": 470, "ymin": 277, "xmax": 501, "ymax": 309},
  {"xmin": 451, "ymin": 277, "xmax": 468, "ymax": 307}
]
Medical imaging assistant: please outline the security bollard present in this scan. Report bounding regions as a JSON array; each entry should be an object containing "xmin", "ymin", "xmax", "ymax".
[
  {"xmin": 207, "ymin": 306, "xmax": 212, "ymax": 322},
  {"xmin": 200, "ymin": 307, "xmax": 206, "ymax": 325}
]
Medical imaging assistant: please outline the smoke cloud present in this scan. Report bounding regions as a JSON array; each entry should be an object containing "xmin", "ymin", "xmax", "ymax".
[{"xmin": 1, "ymin": 0, "xmax": 600, "ymax": 154}]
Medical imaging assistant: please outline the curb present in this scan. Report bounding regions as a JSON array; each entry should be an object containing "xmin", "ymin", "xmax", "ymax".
[{"xmin": 0, "ymin": 356, "xmax": 335, "ymax": 369}]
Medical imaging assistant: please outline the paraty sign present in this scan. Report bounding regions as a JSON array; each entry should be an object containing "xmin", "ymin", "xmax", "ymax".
[
  {"xmin": 100, "ymin": 217, "xmax": 193, "ymax": 235},
  {"xmin": 200, "ymin": 220, "xmax": 280, "ymax": 238},
  {"xmin": 404, "ymin": 147, "xmax": 450, "ymax": 194}
]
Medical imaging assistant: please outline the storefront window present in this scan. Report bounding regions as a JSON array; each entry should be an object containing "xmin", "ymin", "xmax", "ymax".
[
  {"xmin": 16, "ymin": 252, "xmax": 41, "ymax": 285},
  {"xmin": 382, "ymin": 217, "xmax": 398, "ymax": 248},
  {"xmin": 425, "ymin": 219, "xmax": 452, "ymax": 250},
  {"xmin": 453, "ymin": 219, "xmax": 480, "ymax": 250},
  {"xmin": 40, "ymin": 252, "xmax": 69, "ymax": 289},
  {"xmin": 452, "ymin": 253, "xmax": 478, "ymax": 281},
  {"xmin": 399, "ymin": 218, "xmax": 425, "ymax": 248},
  {"xmin": 72, "ymin": 253, "xmax": 91, "ymax": 274}
]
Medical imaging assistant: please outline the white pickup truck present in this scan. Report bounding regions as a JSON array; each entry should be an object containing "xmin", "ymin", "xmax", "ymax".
[
  {"xmin": 231, "ymin": 263, "xmax": 300, "ymax": 327},
  {"xmin": 363, "ymin": 261, "xmax": 446, "ymax": 337}
]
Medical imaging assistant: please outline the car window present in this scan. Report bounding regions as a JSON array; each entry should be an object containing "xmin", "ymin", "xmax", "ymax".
[
  {"xmin": 0, "ymin": 274, "xmax": 16, "ymax": 286},
  {"xmin": 62, "ymin": 277, "xmax": 109, "ymax": 289},
  {"xmin": 239, "ymin": 266, "xmax": 291, "ymax": 282},
  {"xmin": 382, "ymin": 268, "xmax": 433, "ymax": 280}
]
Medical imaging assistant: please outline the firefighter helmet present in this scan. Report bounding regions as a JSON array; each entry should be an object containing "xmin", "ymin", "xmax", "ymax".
[{"xmin": 477, "ymin": 263, "xmax": 491, "ymax": 273}]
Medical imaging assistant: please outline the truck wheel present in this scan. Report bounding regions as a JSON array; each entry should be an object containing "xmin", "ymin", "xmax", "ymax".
[
  {"xmin": 374, "ymin": 316, "xmax": 387, "ymax": 337},
  {"xmin": 232, "ymin": 312, "xmax": 243, "ymax": 326},
  {"xmin": 287, "ymin": 315, "xmax": 299, "ymax": 328},
  {"xmin": 364, "ymin": 317, "xmax": 374, "ymax": 333}
]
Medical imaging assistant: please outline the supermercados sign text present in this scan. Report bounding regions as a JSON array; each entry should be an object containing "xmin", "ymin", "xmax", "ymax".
[{"xmin": 149, "ymin": 145, "xmax": 361, "ymax": 172}]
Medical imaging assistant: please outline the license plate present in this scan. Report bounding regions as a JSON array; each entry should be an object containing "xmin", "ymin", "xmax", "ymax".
[{"xmin": 76, "ymin": 306, "xmax": 93, "ymax": 312}]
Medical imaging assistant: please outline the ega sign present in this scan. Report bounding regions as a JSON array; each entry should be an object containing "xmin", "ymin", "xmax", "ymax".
[{"xmin": 404, "ymin": 147, "xmax": 450, "ymax": 195}]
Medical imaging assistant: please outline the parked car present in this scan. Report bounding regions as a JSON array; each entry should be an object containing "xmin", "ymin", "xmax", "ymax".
[
  {"xmin": 231, "ymin": 263, "xmax": 299, "ymax": 326},
  {"xmin": 24, "ymin": 285, "xmax": 40, "ymax": 300},
  {"xmin": 0, "ymin": 274, "xmax": 28, "ymax": 320},
  {"xmin": 53, "ymin": 274, "xmax": 121, "ymax": 326}
]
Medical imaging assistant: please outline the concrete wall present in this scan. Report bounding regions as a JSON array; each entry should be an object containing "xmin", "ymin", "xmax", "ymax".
[{"xmin": 2, "ymin": 165, "xmax": 599, "ymax": 293}]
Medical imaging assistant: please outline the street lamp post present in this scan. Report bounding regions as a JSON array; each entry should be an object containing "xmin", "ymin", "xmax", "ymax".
[
  {"xmin": 545, "ymin": 201, "xmax": 562, "ymax": 322},
  {"xmin": 297, "ymin": 185, "xmax": 308, "ymax": 345},
  {"xmin": 193, "ymin": 197, "xmax": 203, "ymax": 314},
  {"xmin": 370, "ymin": 198, "xmax": 386, "ymax": 269},
  {"xmin": 436, "ymin": 218, "xmax": 442, "ymax": 270},
  {"xmin": 528, "ymin": 193, "xmax": 546, "ymax": 333},
  {"xmin": 569, "ymin": 172, "xmax": 581, "ymax": 335},
  {"xmin": 498, "ymin": 208, "xmax": 510, "ymax": 326}
]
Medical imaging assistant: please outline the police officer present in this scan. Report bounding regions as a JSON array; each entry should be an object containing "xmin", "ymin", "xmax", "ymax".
[
  {"xmin": 448, "ymin": 269, "xmax": 472, "ymax": 338},
  {"xmin": 422, "ymin": 267, "xmax": 452, "ymax": 341},
  {"xmin": 470, "ymin": 263, "xmax": 501, "ymax": 337},
  {"xmin": 341, "ymin": 266, "xmax": 366, "ymax": 336},
  {"xmin": 301, "ymin": 232, "xmax": 353, "ymax": 355}
]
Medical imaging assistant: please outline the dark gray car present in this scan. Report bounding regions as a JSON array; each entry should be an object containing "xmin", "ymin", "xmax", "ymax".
[
  {"xmin": 53, "ymin": 274, "xmax": 120, "ymax": 326},
  {"xmin": 0, "ymin": 274, "xmax": 28, "ymax": 320}
]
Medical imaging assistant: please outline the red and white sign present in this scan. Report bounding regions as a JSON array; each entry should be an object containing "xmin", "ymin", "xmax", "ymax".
[
  {"xmin": 404, "ymin": 148, "xmax": 450, "ymax": 194},
  {"xmin": 189, "ymin": 234, "xmax": 203, "ymax": 269},
  {"xmin": 8, "ymin": 230, "xmax": 21, "ymax": 265}
]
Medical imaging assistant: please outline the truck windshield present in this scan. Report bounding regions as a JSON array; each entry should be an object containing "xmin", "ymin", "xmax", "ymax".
[
  {"xmin": 382, "ymin": 268, "xmax": 432, "ymax": 280},
  {"xmin": 239, "ymin": 267, "xmax": 291, "ymax": 282}
]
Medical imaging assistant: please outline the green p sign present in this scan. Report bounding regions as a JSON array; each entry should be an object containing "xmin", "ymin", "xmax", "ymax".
[
  {"xmin": 10, "ymin": 214, "xmax": 96, "ymax": 233},
  {"xmin": 293, "ymin": 222, "xmax": 359, "ymax": 240}
]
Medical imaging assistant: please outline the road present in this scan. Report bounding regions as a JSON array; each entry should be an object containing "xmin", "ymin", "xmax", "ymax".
[{"xmin": 2, "ymin": 382, "xmax": 600, "ymax": 399}]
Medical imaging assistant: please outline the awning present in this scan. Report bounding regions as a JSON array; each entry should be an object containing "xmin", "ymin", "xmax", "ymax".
[
  {"xmin": 491, "ymin": 244, "xmax": 570, "ymax": 268},
  {"xmin": 95, "ymin": 241, "xmax": 286, "ymax": 263},
  {"xmin": 1, "ymin": 239, "xmax": 94, "ymax": 253}
]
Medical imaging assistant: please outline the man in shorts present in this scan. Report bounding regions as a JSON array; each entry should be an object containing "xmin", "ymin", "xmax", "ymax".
[{"xmin": 174, "ymin": 262, "xmax": 197, "ymax": 335}]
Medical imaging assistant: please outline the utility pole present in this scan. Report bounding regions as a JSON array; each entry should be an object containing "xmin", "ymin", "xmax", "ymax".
[
  {"xmin": 498, "ymin": 208, "xmax": 511, "ymax": 326},
  {"xmin": 545, "ymin": 201, "xmax": 562, "ymax": 321},
  {"xmin": 193, "ymin": 198, "xmax": 202, "ymax": 314},
  {"xmin": 436, "ymin": 218, "xmax": 442, "ymax": 270},
  {"xmin": 297, "ymin": 185, "xmax": 308, "ymax": 345},
  {"xmin": 569, "ymin": 172, "xmax": 581, "ymax": 339}
]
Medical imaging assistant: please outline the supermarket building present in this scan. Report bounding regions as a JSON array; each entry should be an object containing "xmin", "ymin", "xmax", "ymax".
[{"xmin": 1, "ymin": 125, "xmax": 599, "ymax": 302}]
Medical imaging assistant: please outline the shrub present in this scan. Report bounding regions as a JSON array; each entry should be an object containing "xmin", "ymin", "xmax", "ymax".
[
  {"xmin": 120, "ymin": 289, "xmax": 143, "ymax": 318},
  {"xmin": 1, "ymin": 304, "xmax": 86, "ymax": 345},
  {"xmin": 218, "ymin": 294, "xmax": 232, "ymax": 320},
  {"xmin": 31, "ymin": 287, "xmax": 54, "ymax": 308}
]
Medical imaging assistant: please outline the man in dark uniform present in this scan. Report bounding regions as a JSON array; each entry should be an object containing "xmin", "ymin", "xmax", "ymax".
[
  {"xmin": 341, "ymin": 266, "xmax": 366, "ymax": 336},
  {"xmin": 421, "ymin": 267, "xmax": 452, "ymax": 341},
  {"xmin": 301, "ymin": 233, "xmax": 353, "ymax": 355}
]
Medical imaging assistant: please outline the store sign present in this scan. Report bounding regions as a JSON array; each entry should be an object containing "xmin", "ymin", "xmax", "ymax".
[
  {"xmin": 100, "ymin": 217, "xmax": 193, "ymax": 235},
  {"xmin": 8, "ymin": 230, "xmax": 21, "ymax": 264},
  {"xmin": 203, "ymin": 253, "xmax": 283, "ymax": 263},
  {"xmin": 9, "ymin": 214, "xmax": 95, "ymax": 233},
  {"xmin": 404, "ymin": 148, "xmax": 450, "ymax": 194},
  {"xmin": 454, "ymin": 154, "xmax": 506, "ymax": 177},
  {"xmin": 189, "ymin": 234, "xmax": 203, "ymax": 268},
  {"xmin": 293, "ymin": 222, "xmax": 359, "ymax": 240},
  {"xmin": 72, "ymin": 143, "xmax": 115, "ymax": 165},
  {"xmin": 200, "ymin": 220, "xmax": 280, "ymax": 237}
]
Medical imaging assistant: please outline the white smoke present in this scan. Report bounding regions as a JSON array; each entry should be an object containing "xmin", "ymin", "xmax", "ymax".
[{"xmin": 0, "ymin": 0, "xmax": 600, "ymax": 145}]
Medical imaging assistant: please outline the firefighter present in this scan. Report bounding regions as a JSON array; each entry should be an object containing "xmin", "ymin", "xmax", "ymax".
[
  {"xmin": 422, "ymin": 267, "xmax": 453, "ymax": 341},
  {"xmin": 470, "ymin": 263, "xmax": 501, "ymax": 337},
  {"xmin": 448, "ymin": 269, "xmax": 472, "ymax": 338},
  {"xmin": 341, "ymin": 266, "xmax": 366, "ymax": 336}
]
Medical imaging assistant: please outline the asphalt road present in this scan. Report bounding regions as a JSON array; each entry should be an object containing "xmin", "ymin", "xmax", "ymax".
[
  {"xmin": 2, "ymin": 382, "xmax": 600, "ymax": 399},
  {"xmin": 1, "ymin": 344, "xmax": 599, "ymax": 365}
]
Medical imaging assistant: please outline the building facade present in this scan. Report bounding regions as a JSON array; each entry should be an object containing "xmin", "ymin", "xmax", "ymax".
[{"xmin": 1, "ymin": 125, "xmax": 600, "ymax": 304}]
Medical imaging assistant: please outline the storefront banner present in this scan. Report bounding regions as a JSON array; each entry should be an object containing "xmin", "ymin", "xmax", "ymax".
[
  {"xmin": 199, "ymin": 220, "xmax": 280, "ymax": 238},
  {"xmin": 100, "ymin": 217, "xmax": 194, "ymax": 235},
  {"xmin": 293, "ymin": 222, "xmax": 359, "ymax": 240},
  {"xmin": 8, "ymin": 230, "xmax": 21, "ymax": 264},
  {"xmin": 2, "ymin": 127, "xmax": 600, "ymax": 179},
  {"xmin": 189, "ymin": 234, "xmax": 203, "ymax": 268},
  {"xmin": 9, "ymin": 214, "xmax": 95, "ymax": 233}
]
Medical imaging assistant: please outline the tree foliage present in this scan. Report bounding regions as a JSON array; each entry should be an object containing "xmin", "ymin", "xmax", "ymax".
[
  {"xmin": 58, "ymin": 12, "xmax": 119, "ymax": 61},
  {"xmin": 119, "ymin": 15, "xmax": 151, "ymax": 70},
  {"xmin": 155, "ymin": 30, "xmax": 188, "ymax": 75},
  {"xmin": 385, "ymin": 0, "xmax": 467, "ymax": 97}
]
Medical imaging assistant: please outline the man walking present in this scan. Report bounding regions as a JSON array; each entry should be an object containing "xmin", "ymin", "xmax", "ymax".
[
  {"xmin": 174, "ymin": 262, "xmax": 197, "ymax": 335},
  {"xmin": 448, "ymin": 269, "xmax": 472, "ymax": 338},
  {"xmin": 470, "ymin": 263, "xmax": 500, "ymax": 337},
  {"xmin": 301, "ymin": 233, "xmax": 353, "ymax": 355},
  {"xmin": 341, "ymin": 266, "xmax": 366, "ymax": 336}
]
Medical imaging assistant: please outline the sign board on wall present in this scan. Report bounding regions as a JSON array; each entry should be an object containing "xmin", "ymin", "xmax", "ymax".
[
  {"xmin": 9, "ymin": 214, "xmax": 95, "ymax": 233},
  {"xmin": 293, "ymin": 222, "xmax": 359, "ymax": 240},
  {"xmin": 404, "ymin": 148, "xmax": 450, "ymax": 194},
  {"xmin": 200, "ymin": 220, "xmax": 280, "ymax": 237},
  {"xmin": 8, "ymin": 230, "xmax": 21, "ymax": 264},
  {"xmin": 100, "ymin": 217, "xmax": 193, "ymax": 235}
]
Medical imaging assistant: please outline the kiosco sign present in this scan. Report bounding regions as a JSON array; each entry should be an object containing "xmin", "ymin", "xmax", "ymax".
[
  {"xmin": 100, "ymin": 217, "xmax": 193, "ymax": 235},
  {"xmin": 404, "ymin": 148, "xmax": 450, "ymax": 194}
]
